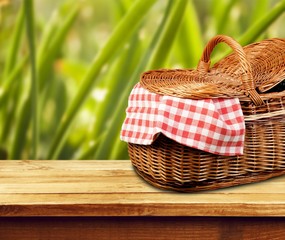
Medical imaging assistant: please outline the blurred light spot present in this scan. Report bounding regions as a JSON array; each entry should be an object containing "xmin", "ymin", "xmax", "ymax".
[
  {"xmin": 89, "ymin": 140, "xmax": 95, "ymax": 147},
  {"xmin": 173, "ymin": 64, "xmax": 183, "ymax": 69},
  {"xmin": 81, "ymin": 6, "xmax": 93, "ymax": 19},
  {"xmin": 231, "ymin": 6, "xmax": 240, "ymax": 20},
  {"xmin": 124, "ymin": 43, "xmax": 130, "ymax": 50},
  {"xmin": 68, "ymin": 35, "xmax": 81, "ymax": 56},
  {"xmin": 91, "ymin": 88, "xmax": 107, "ymax": 102},
  {"xmin": 139, "ymin": 29, "xmax": 146, "ymax": 40},
  {"xmin": 80, "ymin": 109, "xmax": 92, "ymax": 122},
  {"xmin": 0, "ymin": 0, "xmax": 9, "ymax": 7}
]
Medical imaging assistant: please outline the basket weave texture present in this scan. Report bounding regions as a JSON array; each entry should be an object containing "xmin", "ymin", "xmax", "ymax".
[{"xmin": 128, "ymin": 35, "xmax": 285, "ymax": 192}]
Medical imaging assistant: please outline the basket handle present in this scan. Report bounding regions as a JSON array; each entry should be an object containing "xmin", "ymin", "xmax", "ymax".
[{"xmin": 197, "ymin": 35, "xmax": 264, "ymax": 106}]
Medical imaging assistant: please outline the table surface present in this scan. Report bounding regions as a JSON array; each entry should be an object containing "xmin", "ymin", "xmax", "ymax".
[{"xmin": 0, "ymin": 160, "xmax": 284, "ymax": 217}]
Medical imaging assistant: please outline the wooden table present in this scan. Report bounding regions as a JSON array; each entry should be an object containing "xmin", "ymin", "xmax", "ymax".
[{"xmin": 0, "ymin": 160, "xmax": 284, "ymax": 240}]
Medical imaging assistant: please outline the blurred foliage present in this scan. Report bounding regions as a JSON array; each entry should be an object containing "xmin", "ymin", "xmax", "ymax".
[{"xmin": 0, "ymin": 0, "xmax": 285, "ymax": 160}]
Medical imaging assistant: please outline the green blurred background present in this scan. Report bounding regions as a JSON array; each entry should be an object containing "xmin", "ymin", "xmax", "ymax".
[{"xmin": 0, "ymin": 0, "xmax": 285, "ymax": 160}]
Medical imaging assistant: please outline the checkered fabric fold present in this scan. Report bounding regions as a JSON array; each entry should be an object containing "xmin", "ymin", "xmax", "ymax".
[{"xmin": 121, "ymin": 83, "xmax": 245, "ymax": 156}]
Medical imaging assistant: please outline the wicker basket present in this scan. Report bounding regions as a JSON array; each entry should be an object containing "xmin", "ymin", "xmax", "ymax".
[{"xmin": 128, "ymin": 35, "xmax": 285, "ymax": 192}]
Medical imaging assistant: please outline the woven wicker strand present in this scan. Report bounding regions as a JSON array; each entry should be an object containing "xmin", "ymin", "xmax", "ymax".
[{"xmin": 129, "ymin": 35, "xmax": 285, "ymax": 192}]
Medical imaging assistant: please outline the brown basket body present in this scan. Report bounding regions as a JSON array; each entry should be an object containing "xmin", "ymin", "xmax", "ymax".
[{"xmin": 128, "ymin": 35, "xmax": 285, "ymax": 192}]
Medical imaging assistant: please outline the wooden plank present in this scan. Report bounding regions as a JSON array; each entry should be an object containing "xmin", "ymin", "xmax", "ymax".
[
  {"xmin": 1, "ymin": 179, "xmax": 284, "ymax": 193},
  {"xmin": 0, "ymin": 217, "xmax": 284, "ymax": 240},
  {"xmin": 0, "ymin": 201, "xmax": 284, "ymax": 216},
  {"xmin": 0, "ymin": 161, "xmax": 284, "ymax": 217},
  {"xmin": 0, "ymin": 193, "xmax": 284, "ymax": 205},
  {"xmin": 0, "ymin": 161, "xmax": 284, "ymax": 193},
  {"xmin": 0, "ymin": 160, "xmax": 131, "ymax": 171}
]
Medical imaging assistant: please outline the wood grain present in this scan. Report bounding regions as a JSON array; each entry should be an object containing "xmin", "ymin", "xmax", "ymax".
[
  {"xmin": 0, "ymin": 160, "xmax": 284, "ymax": 217},
  {"xmin": 0, "ymin": 217, "xmax": 284, "ymax": 240}
]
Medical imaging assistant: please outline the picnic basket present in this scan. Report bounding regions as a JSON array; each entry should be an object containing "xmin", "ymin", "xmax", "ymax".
[{"xmin": 127, "ymin": 35, "xmax": 285, "ymax": 192}]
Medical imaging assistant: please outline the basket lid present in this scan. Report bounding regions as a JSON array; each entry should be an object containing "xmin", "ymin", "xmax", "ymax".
[
  {"xmin": 140, "ymin": 35, "xmax": 285, "ymax": 106},
  {"xmin": 140, "ymin": 68, "xmax": 245, "ymax": 99},
  {"xmin": 212, "ymin": 38, "xmax": 285, "ymax": 93}
]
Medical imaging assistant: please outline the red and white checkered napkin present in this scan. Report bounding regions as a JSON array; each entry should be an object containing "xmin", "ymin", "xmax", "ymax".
[{"xmin": 121, "ymin": 83, "xmax": 245, "ymax": 156}]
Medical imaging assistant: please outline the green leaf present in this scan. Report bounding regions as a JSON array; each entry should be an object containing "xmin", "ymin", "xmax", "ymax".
[
  {"xmin": 37, "ymin": 5, "xmax": 79, "ymax": 86},
  {"xmin": 174, "ymin": 0, "xmax": 203, "ymax": 68},
  {"xmin": 47, "ymin": 0, "xmax": 157, "ymax": 159},
  {"xmin": 90, "ymin": 34, "xmax": 140, "ymax": 142},
  {"xmin": 77, "ymin": 1, "xmax": 173, "ymax": 160},
  {"xmin": 215, "ymin": 0, "xmax": 238, "ymax": 33},
  {"xmin": 238, "ymin": 0, "xmax": 285, "ymax": 46},
  {"xmin": 3, "ymin": 5, "xmax": 24, "ymax": 79},
  {"xmin": 95, "ymin": 0, "xmax": 188, "ymax": 159},
  {"xmin": 9, "ymin": 3, "xmax": 79, "ymax": 159},
  {"xmin": 24, "ymin": 0, "xmax": 38, "ymax": 159},
  {"xmin": 250, "ymin": 0, "xmax": 269, "ymax": 25},
  {"xmin": 147, "ymin": 0, "xmax": 188, "ymax": 69},
  {"xmin": 211, "ymin": 0, "xmax": 285, "ymax": 64},
  {"xmin": 0, "ymin": 5, "xmax": 25, "ymax": 147},
  {"xmin": 0, "ymin": 64, "xmax": 26, "ymax": 144}
]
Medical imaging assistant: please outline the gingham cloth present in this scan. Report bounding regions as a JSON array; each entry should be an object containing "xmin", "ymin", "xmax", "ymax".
[{"xmin": 121, "ymin": 83, "xmax": 245, "ymax": 156}]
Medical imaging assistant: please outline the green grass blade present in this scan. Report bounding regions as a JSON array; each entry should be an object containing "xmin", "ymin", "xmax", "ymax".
[
  {"xmin": 37, "ymin": 9, "xmax": 60, "ymax": 64},
  {"xmin": 10, "ymin": 4, "xmax": 78, "ymax": 159},
  {"xmin": 95, "ymin": 0, "xmax": 188, "ymax": 159},
  {"xmin": 77, "ymin": 0, "xmax": 173, "ymax": 160},
  {"xmin": 249, "ymin": 0, "xmax": 269, "ymax": 40},
  {"xmin": 250, "ymin": 0, "xmax": 269, "ymax": 25},
  {"xmin": 3, "ymin": 5, "xmax": 24, "ymax": 79},
  {"xmin": 37, "ymin": 5, "xmax": 79, "ymax": 87},
  {"xmin": 80, "ymin": 34, "xmax": 142, "ymax": 159},
  {"xmin": 1, "ymin": 4, "xmax": 65, "ymax": 147},
  {"xmin": 216, "ymin": 0, "xmax": 237, "ymax": 33},
  {"xmin": 147, "ymin": 0, "xmax": 188, "ymax": 69},
  {"xmin": 238, "ymin": 0, "xmax": 285, "ymax": 46},
  {"xmin": 77, "ymin": 133, "xmax": 105, "ymax": 160},
  {"xmin": 0, "ymin": 5, "xmax": 25, "ymax": 146},
  {"xmin": 211, "ymin": 0, "xmax": 285, "ymax": 64},
  {"xmin": 174, "ymin": 0, "xmax": 203, "ymax": 68},
  {"xmin": 1, "ymin": 57, "xmax": 27, "ymax": 100},
  {"xmin": 92, "ymin": 0, "xmax": 173, "ymax": 160},
  {"xmin": 125, "ymin": 1, "xmax": 172, "ymax": 76},
  {"xmin": 10, "ymin": 96, "xmax": 32, "ymax": 160},
  {"xmin": 211, "ymin": 0, "xmax": 226, "ymax": 32},
  {"xmin": 90, "ymin": 34, "xmax": 140, "ymax": 141},
  {"xmin": 1, "ymin": 79, "xmax": 23, "ymax": 144},
  {"xmin": 112, "ymin": 135, "xmax": 129, "ymax": 159},
  {"xmin": 24, "ymin": 0, "xmax": 38, "ymax": 159},
  {"xmin": 0, "ymin": 57, "xmax": 27, "ymax": 143},
  {"xmin": 47, "ymin": 0, "xmax": 157, "ymax": 159}
]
